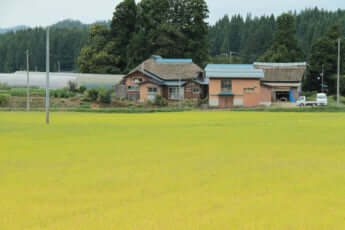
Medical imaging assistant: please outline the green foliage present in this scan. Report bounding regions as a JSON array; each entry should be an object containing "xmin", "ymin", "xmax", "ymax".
[
  {"xmin": 9, "ymin": 88, "xmax": 45, "ymax": 97},
  {"xmin": 79, "ymin": 86, "xmax": 87, "ymax": 94},
  {"xmin": 259, "ymin": 14, "xmax": 305, "ymax": 62},
  {"xmin": 0, "ymin": 27, "xmax": 88, "ymax": 73},
  {"xmin": 51, "ymin": 89, "xmax": 74, "ymax": 98},
  {"xmin": 304, "ymin": 25, "xmax": 345, "ymax": 93},
  {"xmin": 153, "ymin": 94, "xmax": 168, "ymax": 107},
  {"xmin": 0, "ymin": 94, "xmax": 9, "ymax": 106},
  {"xmin": 67, "ymin": 81, "xmax": 78, "ymax": 92},
  {"xmin": 78, "ymin": 25, "xmax": 121, "ymax": 74},
  {"xmin": 86, "ymin": 88, "xmax": 100, "ymax": 101},
  {"xmin": 98, "ymin": 88, "xmax": 112, "ymax": 104},
  {"xmin": 79, "ymin": 0, "xmax": 209, "ymax": 72},
  {"xmin": 183, "ymin": 99, "xmax": 198, "ymax": 107}
]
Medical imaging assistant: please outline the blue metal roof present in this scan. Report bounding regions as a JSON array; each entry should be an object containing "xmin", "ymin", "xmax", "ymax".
[
  {"xmin": 205, "ymin": 64, "xmax": 264, "ymax": 79},
  {"xmin": 155, "ymin": 59, "xmax": 193, "ymax": 63}
]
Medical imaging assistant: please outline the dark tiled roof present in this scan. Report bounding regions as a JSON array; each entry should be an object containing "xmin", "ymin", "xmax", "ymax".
[{"xmin": 128, "ymin": 58, "xmax": 203, "ymax": 80}]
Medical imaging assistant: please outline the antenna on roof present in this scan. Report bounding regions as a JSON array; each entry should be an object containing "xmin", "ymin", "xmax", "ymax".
[{"xmin": 141, "ymin": 62, "xmax": 144, "ymax": 72}]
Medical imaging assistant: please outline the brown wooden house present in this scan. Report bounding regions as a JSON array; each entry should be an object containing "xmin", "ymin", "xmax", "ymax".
[{"xmin": 122, "ymin": 56, "xmax": 208, "ymax": 102}]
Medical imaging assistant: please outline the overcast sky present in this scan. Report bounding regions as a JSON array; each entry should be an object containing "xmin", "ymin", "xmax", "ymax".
[{"xmin": 0, "ymin": 0, "xmax": 344, "ymax": 28}]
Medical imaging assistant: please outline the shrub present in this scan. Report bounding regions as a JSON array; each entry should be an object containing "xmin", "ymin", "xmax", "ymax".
[
  {"xmin": 0, "ymin": 94, "xmax": 10, "ymax": 106},
  {"xmin": 51, "ymin": 89, "xmax": 73, "ymax": 98},
  {"xmin": 198, "ymin": 98, "xmax": 208, "ymax": 106},
  {"xmin": 183, "ymin": 99, "xmax": 198, "ymax": 107},
  {"xmin": 68, "ymin": 81, "xmax": 78, "ymax": 92},
  {"xmin": 86, "ymin": 88, "xmax": 100, "ymax": 101},
  {"xmin": 98, "ymin": 88, "xmax": 112, "ymax": 104},
  {"xmin": 153, "ymin": 95, "xmax": 168, "ymax": 107},
  {"xmin": 79, "ymin": 86, "xmax": 87, "ymax": 94}
]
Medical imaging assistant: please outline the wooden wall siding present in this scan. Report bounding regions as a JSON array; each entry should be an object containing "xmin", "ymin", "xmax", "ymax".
[
  {"xmin": 184, "ymin": 82, "xmax": 201, "ymax": 100},
  {"xmin": 124, "ymin": 72, "xmax": 150, "ymax": 89},
  {"xmin": 260, "ymin": 85, "xmax": 272, "ymax": 103}
]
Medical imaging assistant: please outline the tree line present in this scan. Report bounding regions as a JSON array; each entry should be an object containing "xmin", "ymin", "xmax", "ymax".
[
  {"xmin": 0, "ymin": 25, "xmax": 89, "ymax": 73},
  {"xmin": 0, "ymin": 5, "xmax": 345, "ymax": 93}
]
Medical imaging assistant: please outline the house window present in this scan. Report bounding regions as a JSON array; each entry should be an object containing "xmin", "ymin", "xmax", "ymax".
[
  {"xmin": 221, "ymin": 79, "xmax": 232, "ymax": 91},
  {"xmin": 193, "ymin": 88, "xmax": 200, "ymax": 94},
  {"xmin": 128, "ymin": 85, "xmax": 139, "ymax": 91},
  {"xmin": 244, "ymin": 88, "xmax": 255, "ymax": 93},
  {"xmin": 148, "ymin": 87, "xmax": 158, "ymax": 93},
  {"xmin": 168, "ymin": 87, "xmax": 184, "ymax": 100}
]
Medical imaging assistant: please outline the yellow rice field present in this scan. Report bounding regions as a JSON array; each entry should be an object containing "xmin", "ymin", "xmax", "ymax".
[{"xmin": 0, "ymin": 111, "xmax": 344, "ymax": 230}]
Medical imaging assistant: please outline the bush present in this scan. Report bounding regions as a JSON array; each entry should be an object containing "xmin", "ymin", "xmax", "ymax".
[
  {"xmin": 153, "ymin": 95, "xmax": 168, "ymax": 107},
  {"xmin": 51, "ymin": 89, "xmax": 73, "ymax": 98},
  {"xmin": 68, "ymin": 81, "xmax": 78, "ymax": 92},
  {"xmin": 198, "ymin": 98, "xmax": 208, "ymax": 106},
  {"xmin": 79, "ymin": 86, "xmax": 87, "ymax": 94},
  {"xmin": 98, "ymin": 88, "xmax": 112, "ymax": 104},
  {"xmin": 183, "ymin": 99, "xmax": 198, "ymax": 107},
  {"xmin": 86, "ymin": 88, "xmax": 100, "ymax": 102},
  {"xmin": 0, "ymin": 94, "xmax": 10, "ymax": 106}
]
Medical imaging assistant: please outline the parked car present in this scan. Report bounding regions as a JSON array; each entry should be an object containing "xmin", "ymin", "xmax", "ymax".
[{"xmin": 296, "ymin": 93, "xmax": 328, "ymax": 106}]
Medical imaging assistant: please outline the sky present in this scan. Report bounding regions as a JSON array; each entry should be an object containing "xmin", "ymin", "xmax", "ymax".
[{"xmin": 0, "ymin": 0, "xmax": 345, "ymax": 28}]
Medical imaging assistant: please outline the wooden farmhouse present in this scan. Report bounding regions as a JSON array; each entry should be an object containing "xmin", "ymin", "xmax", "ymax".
[{"xmin": 122, "ymin": 56, "xmax": 208, "ymax": 102}]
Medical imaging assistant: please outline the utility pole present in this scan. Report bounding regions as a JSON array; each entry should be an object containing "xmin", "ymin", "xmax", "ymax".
[
  {"xmin": 26, "ymin": 50, "xmax": 30, "ymax": 111},
  {"xmin": 46, "ymin": 27, "xmax": 50, "ymax": 124},
  {"xmin": 57, "ymin": 61, "xmax": 61, "ymax": 72},
  {"xmin": 337, "ymin": 38, "xmax": 341, "ymax": 107},
  {"xmin": 179, "ymin": 75, "xmax": 182, "ymax": 109},
  {"xmin": 321, "ymin": 64, "xmax": 324, "ymax": 93}
]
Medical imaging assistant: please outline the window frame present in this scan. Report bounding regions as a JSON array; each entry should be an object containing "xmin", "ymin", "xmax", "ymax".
[{"xmin": 221, "ymin": 79, "xmax": 232, "ymax": 91}]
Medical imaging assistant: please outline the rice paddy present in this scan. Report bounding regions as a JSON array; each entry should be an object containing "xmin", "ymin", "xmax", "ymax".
[{"xmin": 1, "ymin": 111, "xmax": 344, "ymax": 230}]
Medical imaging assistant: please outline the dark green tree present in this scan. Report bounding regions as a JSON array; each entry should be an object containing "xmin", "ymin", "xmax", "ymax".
[
  {"xmin": 110, "ymin": 0, "xmax": 137, "ymax": 72},
  {"xmin": 78, "ymin": 24, "xmax": 120, "ymax": 73},
  {"xmin": 259, "ymin": 13, "xmax": 305, "ymax": 62},
  {"xmin": 183, "ymin": 0, "xmax": 209, "ymax": 66},
  {"xmin": 304, "ymin": 25, "xmax": 345, "ymax": 93}
]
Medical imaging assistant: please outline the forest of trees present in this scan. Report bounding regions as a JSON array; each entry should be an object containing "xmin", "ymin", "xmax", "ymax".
[
  {"xmin": 1, "ymin": 4, "xmax": 345, "ymax": 93},
  {"xmin": 209, "ymin": 8, "xmax": 345, "ymax": 63},
  {"xmin": 78, "ymin": 0, "xmax": 209, "ymax": 74},
  {"xmin": 0, "ymin": 21, "xmax": 89, "ymax": 73}
]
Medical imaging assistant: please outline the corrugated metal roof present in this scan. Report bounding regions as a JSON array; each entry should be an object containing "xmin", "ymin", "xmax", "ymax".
[
  {"xmin": 205, "ymin": 64, "xmax": 264, "ymax": 79},
  {"xmin": 254, "ymin": 62, "xmax": 307, "ymax": 67},
  {"xmin": 155, "ymin": 59, "xmax": 193, "ymax": 63},
  {"xmin": 206, "ymin": 64, "xmax": 254, "ymax": 70}
]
